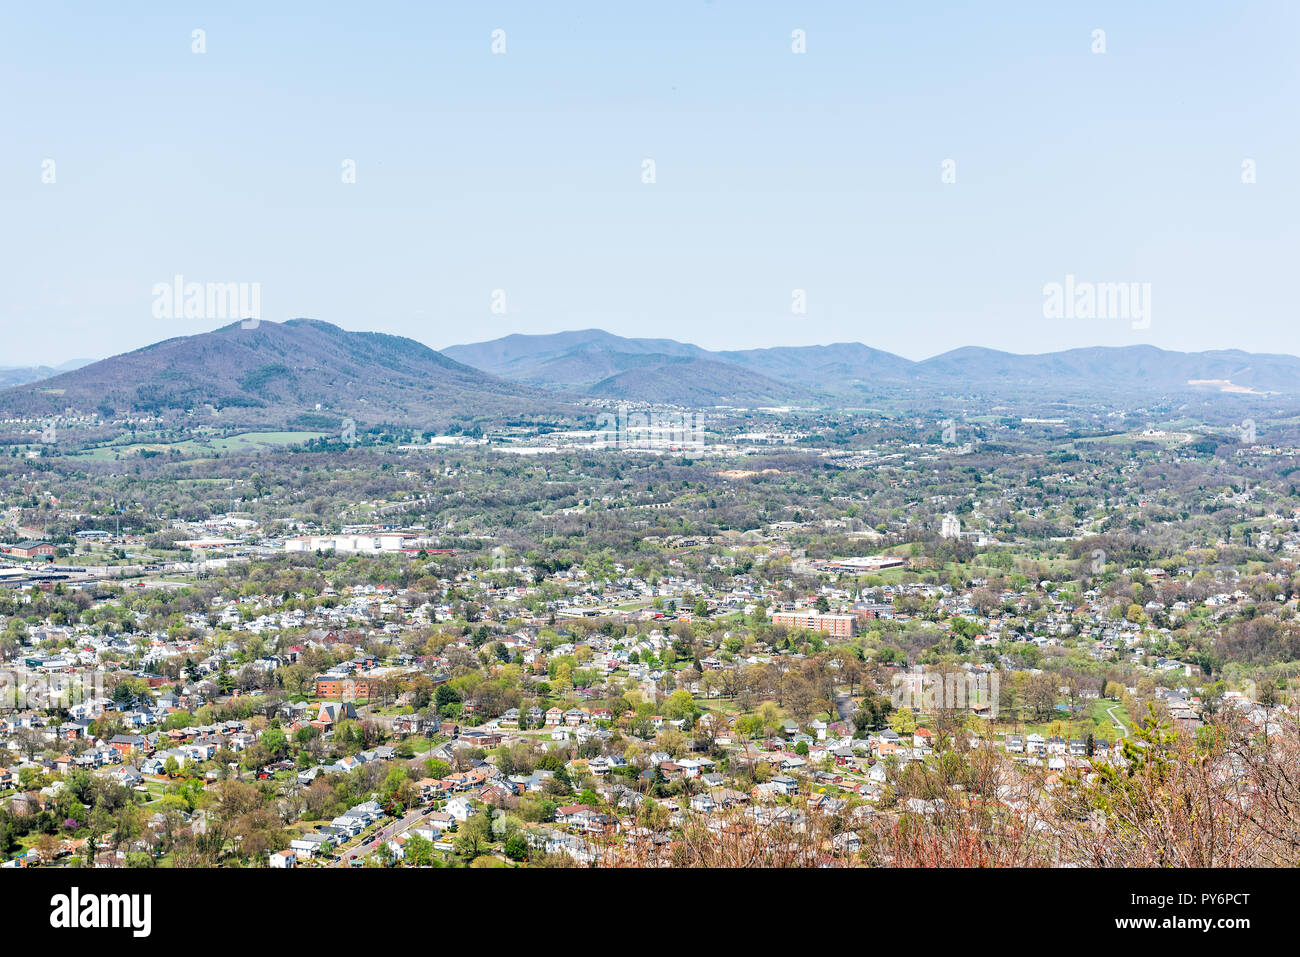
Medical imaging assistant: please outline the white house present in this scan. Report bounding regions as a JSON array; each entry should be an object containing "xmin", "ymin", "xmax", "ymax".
[{"xmin": 445, "ymin": 797, "xmax": 475, "ymax": 822}]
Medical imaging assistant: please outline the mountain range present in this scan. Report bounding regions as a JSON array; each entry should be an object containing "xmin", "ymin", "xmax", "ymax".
[
  {"xmin": 0, "ymin": 359, "xmax": 94, "ymax": 390},
  {"xmin": 2, "ymin": 322, "xmax": 1297, "ymax": 432},
  {"xmin": 441, "ymin": 330, "xmax": 921, "ymax": 404},
  {"xmin": 0, "ymin": 320, "xmax": 563, "ymax": 428},
  {"xmin": 446, "ymin": 330, "xmax": 1299, "ymax": 403}
]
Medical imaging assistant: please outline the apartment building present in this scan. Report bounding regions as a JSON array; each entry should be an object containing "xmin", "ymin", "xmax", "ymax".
[{"xmin": 770, "ymin": 609, "xmax": 857, "ymax": 638}]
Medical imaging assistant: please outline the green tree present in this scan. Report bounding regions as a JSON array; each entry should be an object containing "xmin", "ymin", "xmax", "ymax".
[
  {"xmin": 260, "ymin": 727, "xmax": 287, "ymax": 759},
  {"xmin": 454, "ymin": 813, "xmax": 492, "ymax": 859},
  {"xmin": 404, "ymin": 834, "xmax": 436, "ymax": 867},
  {"xmin": 888, "ymin": 709, "xmax": 917, "ymax": 735},
  {"xmin": 504, "ymin": 834, "xmax": 528, "ymax": 861}
]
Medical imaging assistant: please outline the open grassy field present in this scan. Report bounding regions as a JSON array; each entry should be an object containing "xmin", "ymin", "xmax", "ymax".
[
  {"xmin": 984, "ymin": 698, "xmax": 1130, "ymax": 742},
  {"xmin": 1072, "ymin": 429, "xmax": 1195, "ymax": 447},
  {"xmin": 73, "ymin": 430, "xmax": 327, "ymax": 461}
]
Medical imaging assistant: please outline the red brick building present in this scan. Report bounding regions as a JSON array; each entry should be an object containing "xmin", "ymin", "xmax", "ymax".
[
  {"xmin": 6, "ymin": 541, "xmax": 56, "ymax": 559},
  {"xmin": 771, "ymin": 610, "xmax": 857, "ymax": 638},
  {"xmin": 313, "ymin": 676, "xmax": 376, "ymax": 699}
]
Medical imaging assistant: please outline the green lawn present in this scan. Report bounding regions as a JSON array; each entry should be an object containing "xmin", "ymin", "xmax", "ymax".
[
  {"xmin": 138, "ymin": 779, "xmax": 171, "ymax": 804},
  {"xmin": 986, "ymin": 698, "xmax": 1129, "ymax": 742}
]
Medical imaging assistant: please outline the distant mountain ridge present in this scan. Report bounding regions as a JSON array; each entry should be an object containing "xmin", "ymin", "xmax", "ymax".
[
  {"xmin": 912, "ymin": 345, "xmax": 1298, "ymax": 394},
  {"xmin": 442, "ymin": 328, "xmax": 803, "ymax": 405},
  {"xmin": 0, "ymin": 358, "xmax": 95, "ymax": 389},
  {"xmin": 0, "ymin": 365, "xmax": 65, "ymax": 389},
  {"xmin": 446, "ymin": 330, "xmax": 1300, "ymax": 401},
  {"xmin": 6, "ymin": 322, "xmax": 1298, "ymax": 432},
  {"xmin": 0, "ymin": 319, "xmax": 562, "ymax": 427}
]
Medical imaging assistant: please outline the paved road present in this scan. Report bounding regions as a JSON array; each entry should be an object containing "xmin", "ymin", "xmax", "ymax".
[
  {"xmin": 834, "ymin": 693, "xmax": 857, "ymax": 722},
  {"xmin": 332, "ymin": 806, "xmax": 436, "ymax": 866},
  {"xmin": 1106, "ymin": 705, "xmax": 1128, "ymax": 739}
]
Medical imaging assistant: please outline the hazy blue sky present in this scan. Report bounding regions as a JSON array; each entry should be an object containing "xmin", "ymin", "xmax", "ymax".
[{"xmin": 2, "ymin": 1, "xmax": 1296, "ymax": 365}]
